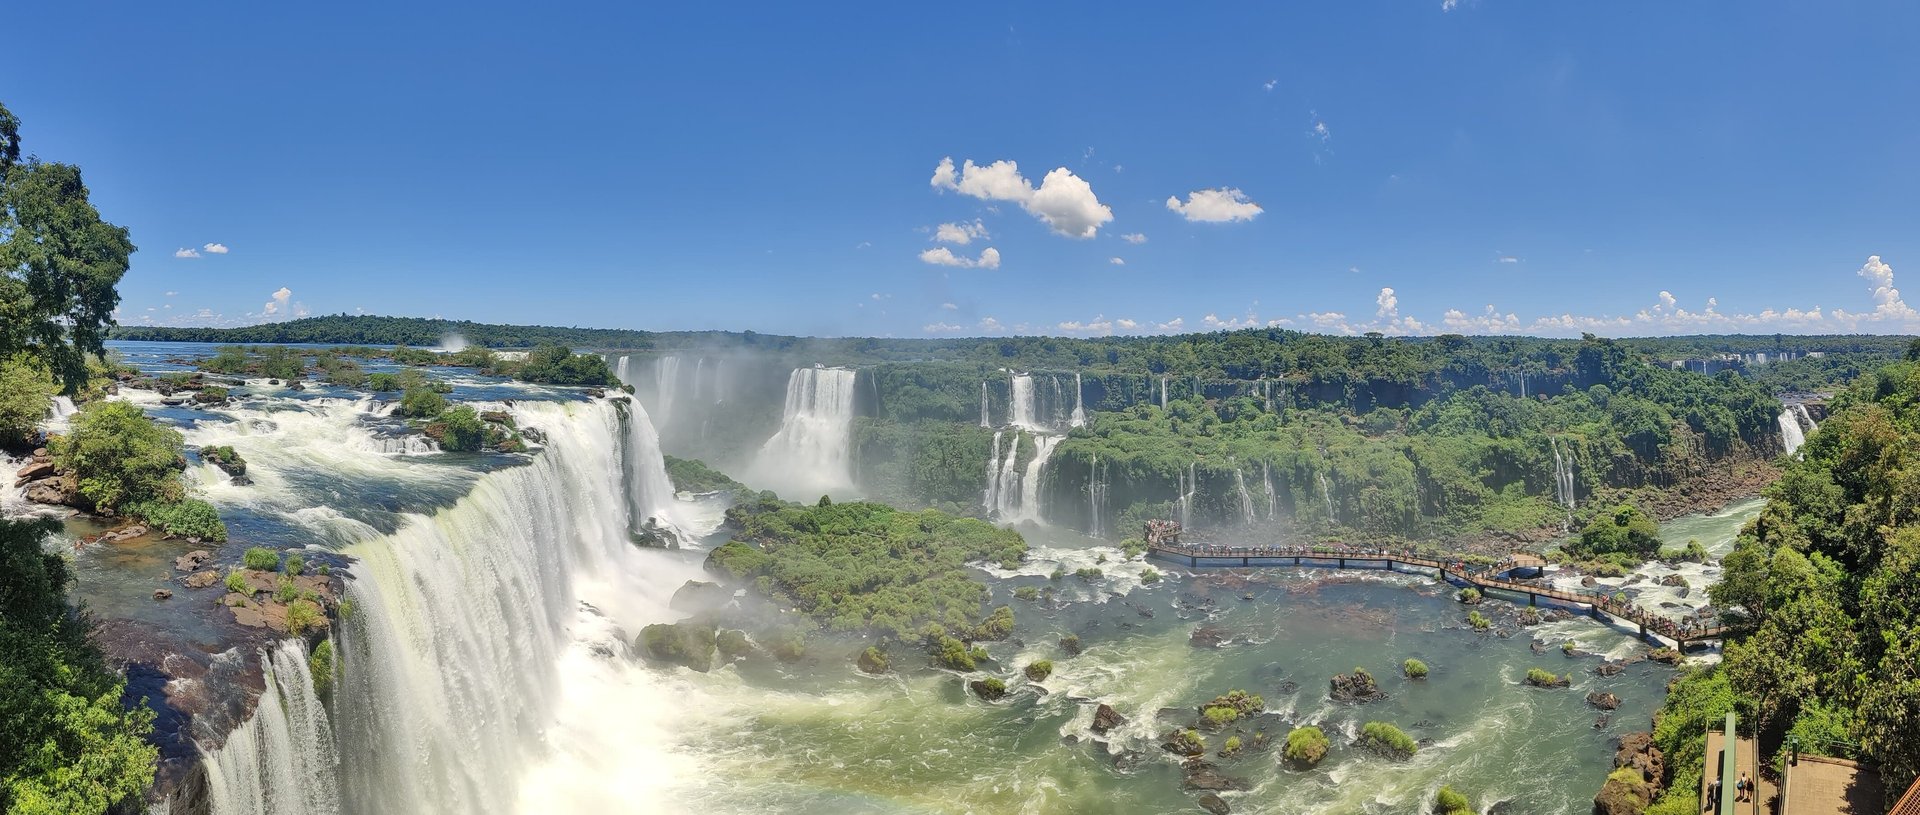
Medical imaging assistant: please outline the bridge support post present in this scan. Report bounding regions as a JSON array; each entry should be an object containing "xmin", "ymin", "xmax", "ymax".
[
  {"xmin": 1241, "ymin": 556, "xmax": 1249, "ymax": 567},
  {"xmin": 1338, "ymin": 557, "xmax": 1345, "ymax": 568},
  {"xmin": 1639, "ymin": 623, "xmax": 1646, "ymax": 639},
  {"xmin": 1529, "ymin": 593, "xmax": 1536, "ymax": 607}
]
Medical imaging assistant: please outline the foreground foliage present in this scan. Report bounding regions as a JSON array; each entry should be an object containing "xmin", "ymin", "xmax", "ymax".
[{"xmin": 0, "ymin": 519, "xmax": 157, "ymax": 814}]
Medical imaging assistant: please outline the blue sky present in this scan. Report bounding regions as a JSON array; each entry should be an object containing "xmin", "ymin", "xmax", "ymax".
[{"xmin": 9, "ymin": 1, "xmax": 1920, "ymax": 338}]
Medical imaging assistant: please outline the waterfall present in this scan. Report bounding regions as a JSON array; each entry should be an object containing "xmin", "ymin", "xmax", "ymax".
[
  {"xmin": 204, "ymin": 640, "xmax": 341, "ymax": 815},
  {"xmin": 613, "ymin": 355, "xmax": 631, "ymax": 386},
  {"xmin": 691, "ymin": 359, "xmax": 707, "ymax": 403},
  {"xmin": 983, "ymin": 430, "xmax": 1008, "ymax": 513},
  {"xmin": 1087, "ymin": 454, "xmax": 1108, "ymax": 539},
  {"xmin": 711, "ymin": 358, "xmax": 727, "ymax": 404},
  {"xmin": 41, "ymin": 395, "xmax": 78, "ymax": 434},
  {"xmin": 1177, "ymin": 463, "xmax": 1196, "ymax": 529},
  {"xmin": 1008, "ymin": 373, "xmax": 1040, "ymax": 431},
  {"xmin": 1262, "ymin": 460, "xmax": 1278, "ymax": 519},
  {"xmin": 1068, "ymin": 373, "xmax": 1086, "ymax": 428},
  {"xmin": 1778, "ymin": 408, "xmax": 1807, "ymax": 456},
  {"xmin": 1233, "ymin": 466, "xmax": 1255, "ymax": 525},
  {"xmin": 1793, "ymin": 403, "xmax": 1818, "ymax": 433},
  {"xmin": 979, "ymin": 381, "xmax": 990, "ymax": 428},
  {"xmin": 1158, "ymin": 375, "xmax": 1168, "ymax": 410},
  {"xmin": 1014, "ymin": 435, "xmax": 1060, "ymax": 524},
  {"xmin": 1551, "ymin": 437, "xmax": 1576, "ymax": 511},
  {"xmin": 752, "ymin": 367, "xmax": 859, "ymax": 498},
  {"xmin": 622, "ymin": 396, "xmax": 682, "ymax": 534},
  {"xmin": 653, "ymin": 356, "xmax": 681, "ymax": 430},
  {"xmin": 1317, "ymin": 472, "xmax": 1334, "ymax": 522}
]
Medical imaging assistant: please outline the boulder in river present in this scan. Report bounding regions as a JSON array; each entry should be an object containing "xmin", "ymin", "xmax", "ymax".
[
  {"xmin": 13, "ymin": 459, "xmax": 54, "ymax": 484},
  {"xmin": 1329, "ymin": 668, "xmax": 1386, "ymax": 703},
  {"xmin": 1160, "ymin": 728, "xmax": 1206, "ymax": 757},
  {"xmin": 1593, "ymin": 731, "xmax": 1664, "ymax": 815},
  {"xmin": 1198, "ymin": 792, "xmax": 1231, "ymax": 815},
  {"xmin": 1180, "ymin": 759, "xmax": 1247, "ymax": 792},
  {"xmin": 1091, "ymin": 703, "xmax": 1127, "ymax": 735},
  {"xmin": 175, "ymin": 550, "xmax": 212, "ymax": 572},
  {"xmin": 1587, "ymin": 691, "xmax": 1621, "ymax": 710},
  {"xmin": 1189, "ymin": 625, "xmax": 1228, "ymax": 649},
  {"xmin": 182, "ymin": 570, "xmax": 221, "ymax": 589},
  {"xmin": 969, "ymin": 678, "xmax": 1007, "ymax": 701},
  {"xmin": 669, "ymin": 580, "xmax": 730, "ymax": 614}
]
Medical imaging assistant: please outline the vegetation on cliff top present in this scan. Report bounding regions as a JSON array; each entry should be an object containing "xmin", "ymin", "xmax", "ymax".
[{"xmin": 707, "ymin": 499, "xmax": 1026, "ymax": 640}]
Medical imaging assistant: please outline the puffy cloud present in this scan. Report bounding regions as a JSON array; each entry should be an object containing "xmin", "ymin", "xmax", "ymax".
[
  {"xmin": 164, "ymin": 291, "xmax": 177, "ymax": 297},
  {"xmin": 918, "ymin": 246, "xmax": 1002, "ymax": 269},
  {"xmin": 1109, "ymin": 257, "xmax": 1126, "ymax": 266},
  {"xmin": 174, "ymin": 247, "xmax": 200, "ymax": 259},
  {"xmin": 1859, "ymin": 255, "xmax": 1917, "ymax": 321},
  {"xmin": 922, "ymin": 322, "xmax": 965, "ymax": 334},
  {"xmin": 1166, "ymin": 188, "xmax": 1263, "ymax": 223},
  {"xmin": 978, "ymin": 317, "xmax": 1006, "ymax": 333},
  {"xmin": 1263, "ymin": 79, "xmax": 1277, "ymax": 91},
  {"xmin": 203, "ymin": 242, "xmax": 229, "ymax": 254},
  {"xmin": 930, "ymin": 157, "xmax": 1113, "ymax": 238},
  {"xmin": 940, "ymin": 302, "xmax": 958, "ymax": 310},
  {"xmin": 1116, "ymin": 318, "xmax": 1139, "ymax": 330},
  {"xmin": 263, "ymin": 287, "xmax": 292, "ymax": 316},
  {"xmin": 1156, "ymin": 317, "xmax": 1185, "ymax": 332},
  {"xmin": 1056, "ymin": 316, "xmax": 1118, "ymax": 336},
  {"xmin": 1312, "ymin": 118, "xmax": 1330, "ymax": 143},
  {"xmin": 1120, "ymin": 232, "xmax": 1147, "ymax": 244},
  {"xmin": 1442, "ymin": 0, "xmax": 1458, "ymax": 9},
  {"xmin": 934, "ymin": 219, "xmax": 990, "ymax": 245},
  {"xmin": 1376, "ymin": 287, "xmax": 1398, "ymax": 319}
]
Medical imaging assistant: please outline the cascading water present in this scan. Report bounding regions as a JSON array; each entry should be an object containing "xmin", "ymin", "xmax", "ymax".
[
  {"xmin": 1014, "ymin": 434, "xmax": 1061, "ymax": 524},
  {"xmin": 1777, "ymin": 408, "xmax": 1806, "ymax": 456},
  {"xmin": 1069, "ymin": 373, "xmax": 1086, "ymax": 428},
  {"xmin": 622, "ymin": 396, "xmax": 683, "ymax": 534},
  {"xmin": 1233, "ymin": 465, "xmax": 1255, "ymax": 525},
  {"xmin": 203, "ymin": 639, "xmax": 341, "ymax": 815},
  {"xmin": 1551, "ymin": 437, "xmax": 1576, "ymax": 512},
  {"xmin": 1317, "ymin": 472, "xmax": 1334, "ymax": 522},
  {"xmin": 1262, "ymin": 460, "xmax": 1278, "ymax": 519},
  {"xmin": 751, "ymin": 367, "xmax": 859, "ymax": 498},
  {"xmin": 1086, "ymin": 454, "xmax": 1107, "ymax": 538},
  {"xmin": 1177, "ymin": 463, "xmax": 1196, "ymax": 529},
  {"xmin": 653, "ymin": 356, "xmax": 681, "ymax": 430},
  {"xmin": 1793, "ymin": 403, "xmax": 1818, "ymax": 433},
  {"xmin": 1158, "ymin": 375, "xmax": 1168, "ymax": 410},
  {"xmin": 983, "ymin": 430, "xmax": 1009, "ymax": 513},
  {"xmin": 1008, "ymin": 373, "xmax": 1040, "ymax": 431},
  {"xmin": 978, "ymin": 381, "xmax": 990, "ymax": 428}
]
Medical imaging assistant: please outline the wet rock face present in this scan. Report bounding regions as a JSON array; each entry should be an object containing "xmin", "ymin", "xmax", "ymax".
[
  {"xmin": 1587, "ymin": 691, "xmax": 1622, "ymax": 710},
  {"xmin": 1329, "ymin": 669, "xmax": 1386, "ymax": 703},
  {"xmin": 669, "ymin": 580, "xmax": 730, "ymax": 614},
  {"xmin": 1198, "ymin": 792, "xmax": 1231, "ymax": 815},
  {"xmin": 1594, "ymin": 731, "xmax": 1665, "ymax": 815},
  {"xmin": 1180, "ymin": 759, "xmax": 1247, "ymax": 792},
  {"xmin": 1091, "ymin": 703, "xmax": 1128, "ymax": 735}
]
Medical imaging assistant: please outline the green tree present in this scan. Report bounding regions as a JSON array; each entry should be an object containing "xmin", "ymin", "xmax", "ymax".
[
  {"xmin": 50, "ymin": 401, "xmax": 185, "ymax": 511},
  {"xmin": 0, "ymin": 103, "xmax": 134, "ymax": 391},
  {"xmin": 0, "ymin": 353, "xmax": 57, "ymax": 448}
]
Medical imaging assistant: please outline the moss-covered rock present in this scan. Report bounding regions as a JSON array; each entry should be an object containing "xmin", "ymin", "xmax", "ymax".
[{"xmin": 638, "ymin": 621, "xmax": 717, "ymax": 672}]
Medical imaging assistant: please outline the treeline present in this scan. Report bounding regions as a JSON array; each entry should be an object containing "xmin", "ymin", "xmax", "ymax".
[
  {"xmin": 116, "ymin": 316, "xmax": 1903, "ymax": 392},
  {"xmin": 1637, "ymin": 359, "xmax": 1920, "ymax": 812}
]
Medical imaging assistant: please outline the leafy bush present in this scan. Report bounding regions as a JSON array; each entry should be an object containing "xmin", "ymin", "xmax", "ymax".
[
  {"xmin": 285, "ymin": 552, "xmax": 305, "ymax": 576},
  {"xmin": 662, "ymin": 455, "xmax": 745, "ymax": 493},
  {"xmin": 435, "ymin": 406, "xmax": 487, "ymax": 452},
  {"xmin": 128, "ymin": 499, "xmax": 228, "ymax": 542},
  {"xmin": 0, "ymin": 354, "xmax": 57, "ymax": 448},
  {"xmin": 1359, "ymin": 721, "xmax": 1417, "ymax": 758},
  {"xmin": 972, "ymin": 606, "xmax": 1015, "ymax": 641},
  {"xmin": 972, "ymin": 677, "xmax": 1006, "ymax": 699},
  {"xmin": 639, "ymin": 621, "xmax": 718, "ymax": 672},
  {"xmin": 285, "ymin": 599, "xmax": 323, "ymax": 636},
  {"xmin": 1199, "ymin": 689, "xmax": 1265, "ymax": 729},
  {"xmin": 1525, "ymin": 667, "xmax": 1568, "ymax": 687},
  {"xmin": 856, "ymin": 645, "xmax": 888, "ymax": 673},
  {"xmin": 1024, "ymin": 660, "xmax": 1053, "ymax": 681},
  {"xmin": 1404, "ymin": 658, "xmax": 1429, "ymax": 679},
  {"xmin": 366, "ymin": 372, "xmax": 399, "ymax": 392},
  {"xmin": 1466, "ymin": 610, "xmax": 1491, "ymax": 631},
  {"xmin": 1012, "ymin": 586, "xmax": 1039, "ymax": 601},
  {"xmin": 1456, "ymin": 586, "xmax": 1481, "ymax": 604},
  {"xmin": 399, "ymin": 385, "xmax": 446, "ymax": 419},
  {"xmin": 715, "ymin": 630, "xmax": 753, "ymax": 660},
  {"xmin": 1435, "ymin": 785, "xmax": 1472, "ymax": 815},
  {"xmin": 1222, "ymin": 735, "xmax": 1243, "ymax": 755},
  {"xmin": 933, "ymin": 635, "xmax": 985, "ymax": 671},
  {"xmin": 1283, "ymin": 726, "xmax": 1329, "ymax": 767},
  {"xmin": 274, "ymin": 576, "xmax": 300, "ymax": 604},
  {"xmin": 1074, "ymin": 567, "xmax": 1104, "ymax": 581},
  {"xmin": 510, "ymin": 344, "xmax": 616, "ymax": 386},
  {"xmin": 243, "ymin": 547, "xmax": 280, "ymax": 571},
  {"xmin": 1570, "ymin": 502, "xmax": 1662, "ymax": 561},
  {"xmin": 308, "ymin": 640, "xmax": 335, "ymax": 695},
  {"xmin": 50, "ymin": 401, "xmax": 186, "ymax": 510},
  {"xmin": 224, "ymin": 570, "xmax": 251, "ymax": 595},
  {"xmin": 1140, "ymin": 567, "xmax": 1161, "ymax": 583}
]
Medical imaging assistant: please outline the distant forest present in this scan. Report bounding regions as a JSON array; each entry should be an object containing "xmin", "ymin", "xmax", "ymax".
[{"xmin": 112, "ymin": 314, "xmax": 1911, "ymax": 390}]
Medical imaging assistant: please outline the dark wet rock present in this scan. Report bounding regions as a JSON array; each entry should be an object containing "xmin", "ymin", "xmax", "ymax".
[
  {"xmin": 152, "ymin": 589, "xmax": 173, "ymax": 601},
  {"xmin": 13, "ymin": 459, "xmax": 54, "ymax": 483},
  {"xmin": 631, "ymin": 516, "xmax": 680, "ymax": 549},
  {"xmin": 1112, "ymin": 750, "xmax": 1146, "ymax": 772},
  {"xmin": 1587, "ymin": 691, "xmax": 1621, "ymax": 710},
  {"xmin": 1487, "ymin": 801, "xmax": 1518, "ymax": 815},
  {"xmin": 1412, "ymin": 719, "xmax": 1437, "ymax": 729},
  {"xmin": 1594, "ymin": 731, "xmax": 1664, "ymax": 815},
  {"xmin": 1624, "ymin": 575, "xmax": 1644, "ymax": 586},
  {"xmin": 175, "ymin": 550, "xmax": 213, "ymax": 572},
  {"xmin": 1658, "ymin": 574, "xmax": 1688, "ymax": 587},
  {"xmin": 1646, "ymin": 647, "xmax": 1683, "ymax": 665},
  {"xmin": 1128, "ymin": 602, "xmax": 1154, "ymax": 618},
  {"xmin": 1180, "ymin": 759, "xmax": 1247, "ymax": 792},
  {"xmin": 1276, "ymin": 680, "xmax": 1299, "ymax": 694},
  {"xmin": 1160, "ymin": 728, "xmax": 1206, "ymax": 757},
  {"xmin": 1595, "ymin": 661, "xmax": 1626, "ymax": 677},
  {"xmin": 1059, "ymin": 734, "xmax": 1080, "ymax": 746},
  {"xmin": 1519, "ymin": 607, "xmax": 1542, "ymax": 626},
  {"xmin": 1530, "ymin": 639, "xmax": 1548, "ymax": 654},
  {"xmin": 1092, "ymin": 703, "xmax": 1127, "ymax": 735},
  {"xmin": 1525, "ymin": 670, "xmax": 1571, "ymax": 688},
  {"xmin": 856, "ymin": 647, "xmax": 888, "ymax": 675},
  {"xmin": 1544, "ymin": 608, "xmax": 1573, "ymax": 623},
  {"xmin": 969, "ymin": 678, "xmax": 1007, "ymax": 701},
  {"xmin": 1189, "ymin": 625, "xmax": 1228, "ymax": 648},
  {"xmin": 1198, "ymin": 793, "xmax": 1231, "ymax": 815},
  {"xmin": 1594, "ymin": 714, "xmax": 1613, "ymax": 729},
  {"xmin": 96, "ymin": 524, "xmax": 149, "ymax": 545},
  {"xmin": 1329, "ymin": 668, "xmax": 1386, "ymax": 703},
  {"xmin": 1580, "ymin": 575, "xmax": 1597, "ymax": 587},
  {"xmin": 669, "ymin": 580, "xmax": 730, "ymax": 614}
]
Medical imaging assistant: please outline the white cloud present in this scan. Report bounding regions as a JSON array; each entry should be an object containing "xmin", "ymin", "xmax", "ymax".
[
  {"xmin": 978, "ymin": 317, "xmax": 1006, "ymax": 333},
  {"xmin": 1496, "ymin": 255, "xmax": 1521, "ymax": 264},
  {"xmin": 930, "ymin": 157, "xmax": 1113, "ymax": 238},
  {"xmin": 1263, "ymin": 79, "xmax": 1277, "ymax": 91},
  {"xmin": 263, "ymin": 287, "xmax": 291, "ymax": 316},
  {"xmin": 918, "ymin": 246, "xmax": 1001, "ymax": 269},
  {"xmin": 1056, "ymin": 316, "xmax": 1118, "ymax": 336},
  {"xmin": 922, "ymin": 322, "xmax": 965, "ymax": 334},
  {"xmin": 855, "ymin": 241, "xmax": 872, "ymax": 249},
  {"xmin": 1120, "ymin": 232, "xmax": 1147, "ymax": 244},
  {"xmin": 1312, "ymin": 118, "xmax": 1330, "ymax": 143},
  {"xmin": 1166, "ymin": 188, "xmax": 1263, "ymax": 223},
  {"xmin": 1156, "ymin": 317, "xmax": 1185, "ymax": 332},
  {"xmin": 940, "ymin": 302, "xmax": 958, "ymax": 310},
  {"xmin": 174, "ymin": 247, "xmax": 200, "ymax": 259},
  {"xmin": 1442, "ymin": 0, "xmax": 1459, "ymax": 9},
  {"xmin": 934, "ymin": 219, "xmax": 990, "ymax": 245},
  {"xmin": 1376, "ymin": 287, "xmax": 1399, "ymax": 319},
  {"xmin": 1859, "ymin": 255, "xmax": 1917, "ymax": 321},
  {"xmin": 1109, "ymin": 257, "xmax": 1125, "ymax": 266},
  {"xmin": 870, "ymin": 292, "xmax": 890, "ymax": 301},
  {"xmin": 202, "ymin": 242, "xmax": 229, "ymax": 254},
  {"xmin": 164, "ymin": 291, "xmax": 177, "ymax": 297},
  {"xmin": 1116, "ymin": 318, "xmax": 1139, "ymax": 330}
]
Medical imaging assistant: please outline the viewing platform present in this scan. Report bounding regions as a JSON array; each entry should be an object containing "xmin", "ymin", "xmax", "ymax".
[{"xmin": 1145, "ymin": 534, "xmax": 1727, "ymax": 647}]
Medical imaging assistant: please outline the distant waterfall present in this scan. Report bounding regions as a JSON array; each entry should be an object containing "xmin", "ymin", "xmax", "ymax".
[
  {"xmin": 753, "ymin": 367, "xmax": 859, "ymax": 498},
  {"xmin": 1158, "ymin": 375, "xmax": 1169, "ymax": 410},
  {"xmin": 1008, "ymin": 373, "xmax": 1040, "ymax": 430},
  {"xmin": 1233, "ymin": 465, "xmax": 1255, "ymax": 525},
  {"xmin": 978, "ymin": 381, "xmax": 991, "ymax": 427},
  {"xmin": 1087, "ymin": 454, "xmax": 1108, "ymax": 539},
  {"xmin": 621, "ymin": 396, "xmax": 682, "ymax": 535},
  {"xmin": 1777, "ymin": 408, "xmax": 1807, "ymax": 456},
  {"xmin": 1016, "ymin": 435, "xmax": 1061, "ymax": 523},
  {"xmin": 1263, "ymin": 460, "xmax": 1278, "ymax": 519},
  {"xmin": 1551, "ymin": 438, "xmax": 1576, "ymax": 511},
  {"xmin": 1069, "ymin": 373, "xmax": 1086, "ymax": 428},
  {"xmin": 983, "ymin": 431, "xmax": 1015, "ymax": 515},
  {"xmin": 204, "ymin": 639, "xmax": 340, "ymax": 815},
  {"xmin": 982, "ymin": 430, "xmax": 1058, "ymax": 523},
  {"xmin": 1793, "ymin": 403, "xmax": 1818, "ymax": 433},
  {"xmin": 653, "ymin": 356, "xmax": 681, "ymax": 429},
  {"xmin": 1317, "ymin": 472, "xmax": 1334, "ymax": 522},
  {"xmin": 1177, "ymin": 463, "xmax": 1197, "ymax": 528}
]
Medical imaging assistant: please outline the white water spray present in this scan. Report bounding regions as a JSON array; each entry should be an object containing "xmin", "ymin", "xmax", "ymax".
[
  {"xmin": 753, "ymin": 367, "xmax": 859, "ymax": 498},
  {"xmin": 204, "ymin": 640, "xmax": 340, "ymax": 815},
  {"xmin": 1777, "ymin": 408, "xmax": 1806, "ymax": 456}
]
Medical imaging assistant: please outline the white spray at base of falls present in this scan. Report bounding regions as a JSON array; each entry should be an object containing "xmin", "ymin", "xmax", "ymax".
[
  {"xmin": 204, "ymin": 640, "xmax": 340, "ymax": 815},
  {"xmin": 1777, "ymin": 408, "xmax": 1807, "ymax": 456},
  {"xmin": 751, "ymin": 367, "xmax": 859, "ymax": 498}
]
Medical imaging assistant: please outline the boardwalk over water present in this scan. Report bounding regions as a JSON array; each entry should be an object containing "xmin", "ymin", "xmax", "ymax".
[{"xmin": 1146, "ymin": 542, "xmax": 1728, "ymax": 647}]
